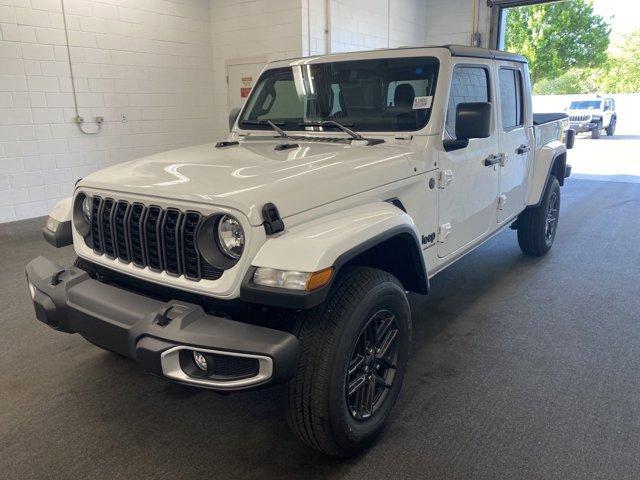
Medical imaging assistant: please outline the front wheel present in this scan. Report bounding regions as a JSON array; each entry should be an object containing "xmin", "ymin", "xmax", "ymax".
[
  {"xmin": 591, "ymin": 121, "xmax": 602, "ymax": 139},
  {"xmin": 517, "ymin": 176, "xmax": 561, "ymax": 256},
  {"xmin": 606, "ymin": 117, "xmax": 616, "ymax": 136},
  {"xmin": 286, "ymin": 266, "xmax": 411, "ymax": 457}
]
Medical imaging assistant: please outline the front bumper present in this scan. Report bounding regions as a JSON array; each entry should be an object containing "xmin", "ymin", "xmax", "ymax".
[
  {"xmin": 569, "ymin": 121, "xmax": 597, "ymax": 133},
  {"xmin": 25, "ymin": 256, "xmax": 299, "ymax": 391}
]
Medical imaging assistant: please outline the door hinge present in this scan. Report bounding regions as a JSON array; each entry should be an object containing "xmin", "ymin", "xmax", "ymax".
[
  {"xmin": 438, "ymin": 223, "xmax": 452, "ymax": 243},
  {"xmin": 498, "ymin": 194, "xmax": 507, "ymax": 210},
  {"xmin": 437, "ymin": 169, "xmax": 453, "ymax": 189}
]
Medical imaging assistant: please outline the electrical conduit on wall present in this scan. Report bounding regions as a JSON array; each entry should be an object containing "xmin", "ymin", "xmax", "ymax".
[{"xmin": 60, "ymin": 0, "xmax": 103, "ymax": 135}]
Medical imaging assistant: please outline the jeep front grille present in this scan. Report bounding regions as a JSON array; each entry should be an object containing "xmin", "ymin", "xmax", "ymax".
[
  {"xmin": 88, "ymin": 196, "xmax": 222, "ymax": 281},
  {"xmin": 570, "ymin": 114, "xmax": 591, "ymax": 122}
]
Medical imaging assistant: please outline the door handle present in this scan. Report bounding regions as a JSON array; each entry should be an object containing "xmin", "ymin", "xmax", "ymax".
[
  {"xmin": 516, "ymin": 144, "xmax": 530, "ymax": 154},
  {"xmin": 484, "ymin": 154, "xmax": 501, "ymax": 166}
]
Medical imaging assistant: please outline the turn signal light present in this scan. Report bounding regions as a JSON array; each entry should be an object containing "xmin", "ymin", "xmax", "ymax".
[
  {"xmin": 253, "ymin": 267, "xmax": 334, "ymax": 291},
  {"xmin": 306, "ymin": 268, "xmax": 333, "ymax": 291}
]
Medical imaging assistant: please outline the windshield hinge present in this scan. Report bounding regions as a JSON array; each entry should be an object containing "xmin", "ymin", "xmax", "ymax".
[
  {"xmin": 437, "ymin": 169, "xmax": 453, "ymax": 189},
  {"xmin": 262, "ymin": 203, "xmax": 284, "ymax": 235}
]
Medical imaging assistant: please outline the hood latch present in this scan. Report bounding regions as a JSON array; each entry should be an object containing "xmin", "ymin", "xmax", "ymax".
[{"xmin": 262, "ymin": 203, "xmax": 285, "ymax": 235}]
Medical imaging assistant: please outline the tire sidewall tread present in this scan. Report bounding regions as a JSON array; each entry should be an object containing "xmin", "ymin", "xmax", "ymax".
[{"xmin": 286, "ymin": 266, "xmax": 411, "ymax": 457}]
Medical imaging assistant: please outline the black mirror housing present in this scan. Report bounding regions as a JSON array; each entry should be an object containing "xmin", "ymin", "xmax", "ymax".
[
  {"xmin": 455, "ymin": 102, "xmax": 491, "ymax": 140},
  {"xmin": 228, "ymin": 107, "xmax": 241, "ymax": 131}
]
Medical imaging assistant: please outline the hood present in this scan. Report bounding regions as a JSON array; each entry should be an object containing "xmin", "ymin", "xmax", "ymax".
[{"xmin": 79, "ymin": 139, "xmax": 417, "ymax": 225}]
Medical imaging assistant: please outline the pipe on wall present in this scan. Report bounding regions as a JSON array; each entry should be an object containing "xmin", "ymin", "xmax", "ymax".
[{"xmin": 325, "ymin": 0, "xmax": 332, "ymax": 53}]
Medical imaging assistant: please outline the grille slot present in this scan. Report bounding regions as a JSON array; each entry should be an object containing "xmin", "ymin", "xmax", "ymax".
[
  {"xmin": 161, "ymin": 208, "xmax": 183, "ymax": 276},
  {"xmin": 144, "ymin": 206, "xmax": 163, "ymax": 272},
  {"xmin": 114, "ymin": 201, "xmax": 130, "ymax": 262},
  {"xmin": 86, "ymin": 196, "xmax": 222, "ymax": 281},
  {"xmin": 101, "ymin": 198, "xmax": 116, "ymax": 258},
  {"xmin": 128, "ymin": 203, "xmax": 146, "ymax": 267},
  {"xmin": 182, "ymin": 212, "xmax": 202, "ymax": 280},
  {"xmin": 90, "ymin": 197, "xmax": 103, "ymax": 254}
]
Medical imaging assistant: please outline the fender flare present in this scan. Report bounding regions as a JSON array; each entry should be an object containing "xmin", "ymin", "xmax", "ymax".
[
  {"xmin": 240, "ymin": 202, "xmax": 428, "ymax": 309},
  {"xmin": 526, "ymin": 141, "xmax": 567, "ymax": 207}
]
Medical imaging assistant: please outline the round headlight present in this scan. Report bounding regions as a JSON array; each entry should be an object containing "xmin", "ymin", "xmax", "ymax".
[
  {"xmin": 217, "ymin": 214, "xmax": 244, "ymax": 259},
  {"xmin": 82, "ymin": 195, "xmax": 92, "ymax": 222}
]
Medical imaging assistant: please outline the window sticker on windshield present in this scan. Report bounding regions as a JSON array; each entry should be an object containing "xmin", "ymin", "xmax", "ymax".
[{"xmin": 412, "ymin": 96, "xmax": 432, "ymax": 109}]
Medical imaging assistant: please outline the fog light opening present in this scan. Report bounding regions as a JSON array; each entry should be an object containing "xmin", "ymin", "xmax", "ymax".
[{"xmin": 192, "ymin": 351, "xmax": 209, "ymax": 372}]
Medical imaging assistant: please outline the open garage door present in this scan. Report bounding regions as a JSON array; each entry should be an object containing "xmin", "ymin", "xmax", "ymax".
[
  {"xmin": 495, "ymin": 0, "xmax": 640, "ymax": 183},
  {"xmin": 490, "ymin": 0, "xmax": 560, "ymax": 49}
]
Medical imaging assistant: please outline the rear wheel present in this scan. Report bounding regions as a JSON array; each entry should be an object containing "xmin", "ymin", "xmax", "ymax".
[
  {"xmin": 517, "ymin": 176, "xmax": 560, "ymax": 256},
  {"xmin": 591, "ymin": 121, "xmax": 602, "ymax": 139},
  {"xmin": 286, "ymin": 266, "xmax": 411, "ymax": 457},
  {"xmin": 606, "ymin": 117, "xmax": 616, "ymax": 136}
]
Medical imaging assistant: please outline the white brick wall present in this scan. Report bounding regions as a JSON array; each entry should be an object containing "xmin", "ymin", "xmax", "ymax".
[
  {"xmin": 328, "ymin": 0, "xmax": 427, "ymax": 53},
  {"xmin": 0, "ymin": 0, "xmax": 216, "ymax": 223},
  {"xmin": 424, "ymin": 0, "xmax": 490, "ymax": 47}
]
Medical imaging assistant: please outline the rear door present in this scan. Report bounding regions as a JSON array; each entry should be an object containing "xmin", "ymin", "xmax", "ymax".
[
  {"xmin": 437, "ymin": 63, "xmax": 500, "ymax": 258},
  {"xmin": 495, "ymin": 63, "xmax": 532, "ymax": 223}
]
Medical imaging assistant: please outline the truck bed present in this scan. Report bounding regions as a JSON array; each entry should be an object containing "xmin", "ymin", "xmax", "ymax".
[
  {"xmin": 533, "ymin": 113, "xmax": 569, "ymax": 148},
  {"xmin": 533, "ymin": 113, "xmax": 568, "ymax": 126}
]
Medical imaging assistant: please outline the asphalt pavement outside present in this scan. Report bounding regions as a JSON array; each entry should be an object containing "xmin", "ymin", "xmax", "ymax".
[{"xmin": 2, "ymin": 173, "xmax": 640, "ymax": 479}]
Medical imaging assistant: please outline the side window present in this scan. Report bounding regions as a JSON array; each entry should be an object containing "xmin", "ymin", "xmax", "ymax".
[
  {"xmin": 498, "ymin": 68, "xmax": 523, "ymax": 129},
  {"xmin": 446, "ymin": 66, "xmax": 490, "ymax": 138}
]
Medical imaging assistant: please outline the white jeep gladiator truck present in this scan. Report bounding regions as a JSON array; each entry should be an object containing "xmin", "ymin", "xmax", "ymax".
[
  {"xmin": 27, "ymin": 45, "xmax": 572, "ymax": 457},
  {"xmin": 567, "ymin": 96, "xmax": 617, "ymax": 139}
]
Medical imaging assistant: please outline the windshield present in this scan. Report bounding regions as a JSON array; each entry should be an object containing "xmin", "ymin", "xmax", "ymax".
[
  {"xmin": 569, "ymin": 100, "xmax": 602, "ymax": 110},
  {"xmin": 238, "ymin": 57, "xmax": 439, "ymax": 132}
]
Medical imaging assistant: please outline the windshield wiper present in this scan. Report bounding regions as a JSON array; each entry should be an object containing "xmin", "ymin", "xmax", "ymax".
[
  {"xmin": 299, "ymin": 121, "xmax": 364, "ymax": 141},
  {"xmin": 299, "ymin": 120, "xmax": 384, "ymax": 146},
  {"xmin": 240, "ymin": 120, "xmax": 290, "ymax": 138}
]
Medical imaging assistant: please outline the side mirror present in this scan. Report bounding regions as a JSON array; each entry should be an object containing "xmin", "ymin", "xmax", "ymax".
[
  {"xmin": 228, "ymin": 107, "xmax": 241, "ymax": 131},
  {"xmin": 444, "ymin": 102, "xmax": 491, "ymax": 152},
  {"xmin": 603, "ymin": 105, "xmax": 611, "ymax": 111},
  {"xmin": 455, "ymin": 102, "xmax": 491, "ymax": 139}
]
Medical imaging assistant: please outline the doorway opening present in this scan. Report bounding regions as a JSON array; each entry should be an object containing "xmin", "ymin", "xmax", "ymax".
[{"xmin": 495, "ymin": 0, "xmax": 640, "ymax": 183}]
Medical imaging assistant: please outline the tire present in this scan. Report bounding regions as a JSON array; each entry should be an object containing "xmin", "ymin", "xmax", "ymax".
[
  {"xmin": 606, "ymin": 117, "xmax": 616, "ymax": 136},
  {"xmin": 517, "ymin": 176, "xmax": 560, "ymax": 256},
  {"xmin": 286, "ymin": 266, "xmax": 411, "ymax": 457},
  {"xmin": 591, "ymin": 122, "xmax": 602, "ymax": 139}
]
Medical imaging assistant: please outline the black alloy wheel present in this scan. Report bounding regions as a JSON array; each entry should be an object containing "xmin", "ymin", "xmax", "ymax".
[
  {"xmin": 346, "ymin": 309, "xmax": 399, "ymax": 421},
  {"xmin": 545, "ymin": 189, "xmax": 559, "ymax": 246}
]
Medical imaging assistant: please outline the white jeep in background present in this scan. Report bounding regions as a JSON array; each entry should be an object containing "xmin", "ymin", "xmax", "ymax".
[
  {"xmin": 27, "ymin": 45, "xmax": 572, "ymax": 457},
  {"xmin": 567, "ymin": 96, "xmax": 617, "ymax": 139}
]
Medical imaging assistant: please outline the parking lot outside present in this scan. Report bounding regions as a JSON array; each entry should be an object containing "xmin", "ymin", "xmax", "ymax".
[{"xmin": 534, "ymin": 94, "xmax": 640, "ymax": 181}]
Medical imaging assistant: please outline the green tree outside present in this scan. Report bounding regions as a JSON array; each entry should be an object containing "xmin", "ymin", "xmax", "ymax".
[{"xmin": 504, "ymin": 0, "xmax": 612, "ymax": 92}]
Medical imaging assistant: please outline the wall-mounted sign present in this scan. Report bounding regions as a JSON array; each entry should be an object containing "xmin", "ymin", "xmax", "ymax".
[{"xmin": 241, "ymin": 76, "xmax": 253, "ymax": 97}]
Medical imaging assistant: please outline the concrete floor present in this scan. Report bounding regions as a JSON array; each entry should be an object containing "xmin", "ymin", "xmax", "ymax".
[{"xmin": 2, "ymin": 178, "xmax": 640, "ymax": 480}]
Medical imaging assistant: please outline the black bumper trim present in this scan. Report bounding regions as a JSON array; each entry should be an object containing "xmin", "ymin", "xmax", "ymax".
[
  {"xmin": 42, "ymin": 220, "xmax": 72, "ymax": 248},
  {"xmin": 26, "ymin": 256, "xmax": 299, "ymax": 390}
]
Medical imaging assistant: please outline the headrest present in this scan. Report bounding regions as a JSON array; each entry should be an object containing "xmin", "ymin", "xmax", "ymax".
[{"xmin": 394, "ymin": 84, "xmax": 415, "ymax": 110}]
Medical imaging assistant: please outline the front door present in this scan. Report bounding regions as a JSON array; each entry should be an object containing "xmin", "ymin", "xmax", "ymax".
[
  {"xmin": 437, "ymin": 63, "xmax": 500, "ymax": 258},
  {"xmin": 495, "ymin": 64, "xmax": 531, "ymax": 223}
]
